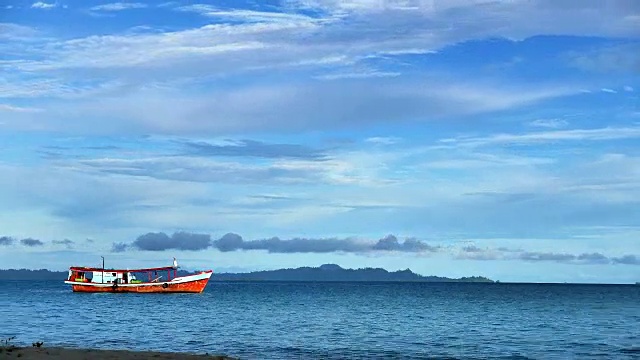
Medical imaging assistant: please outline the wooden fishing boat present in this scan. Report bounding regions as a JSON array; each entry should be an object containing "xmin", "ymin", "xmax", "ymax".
[{"xmin": 64, "ymin": 257, "xmax": 212, "ymax": 293}]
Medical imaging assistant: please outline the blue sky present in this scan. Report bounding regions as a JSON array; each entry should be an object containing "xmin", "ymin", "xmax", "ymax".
[{"xmin": 1, "ymin": 0, "xmax": 639, "ymax": 283}]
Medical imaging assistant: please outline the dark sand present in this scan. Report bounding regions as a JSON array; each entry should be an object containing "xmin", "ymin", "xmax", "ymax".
[{"xmin": 0, "ymin": 347, "xmax": 236, "ymax": 360}]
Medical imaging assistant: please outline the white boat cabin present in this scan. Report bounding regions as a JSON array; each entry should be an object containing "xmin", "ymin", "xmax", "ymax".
[
  {"xmin": 67, "ymin": 270, "xmax": 137, "ymax": 284},
  {"xmin": 67, "ymin": 259, "xmax": 180, "ymax": 285},
  {"xmin": 92, "ymin": 271, "xmax": 137, "ymax": 284}
]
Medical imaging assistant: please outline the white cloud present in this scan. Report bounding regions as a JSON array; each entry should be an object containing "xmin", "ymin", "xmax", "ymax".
[
  {"xmin": 3, "ymin": 1, "xmax": 640, "ymax": 283},
  {"xmin": 31, "ymin": 1, "xmax": 56, "ymax": 9},
  {"xmin": 0, "ymin": 104, "xmax": 43, "ymax": 113},
  {"xmin": 75, "ymin": 156, "xmax": 324, "ymax": 184},
  {"xmin": 0, "ymin": 23, "xmax": 39, "ymax": 40},
  {"xmin": 7, "ymin": 1, "xmax": 639, "ymax": 75},
  {"xmin": 290, "ymin": 0, "xmax": 497, "ymax": 13},
  {"xmin": 0, "ymin": 161, "xmax": 213, "ymax": 236},
  {"xmin": 440, "ymin": 127, "xmax": 640, "ymax": 147},
  {"xmin": 421, "ymin": 153, "xmax": 555, "ymax": 170},
  {"xmin": 624, "ymin": 86, "xmax": 634, "ymax": 92},
  {"xmin": 3, "ymin": 128, "xmax": 640, "ymax": 269},
  {"xmin": 601, "ymin": 88, "xmax": 617, "ymax": 94},
  {"xmin": 365, "ymin": 137, "xmax": 401, "ymax": 145},
  {"xmin": 375, "ymin": 48, "xmax": 437, "ymax": 56},
  {"xmin": 568, "ymin": 44, "xmax": 640, "ymax": 74},
  {"xmin": 0, "ymin": 78, "xmax": 578, "ymax": 134},
  {"xmin": 90, "ymin": 3, "xmax": 147, "ymax": 11},
  {"xmin": 315, "ymin": 70, "xmax": 401, "ymax": 80},
  {"xmin": 0, "ymin": 77, "xmax": 128, "ymax": 99},
  {"xmin": 528, "ymin": 118, "xmax": 569, "ymax": 129},
  {"xmin": 178, "ymin": 5, "xmax": 320, "ymax": 23},
  {"xmin": 12, "ymin": 23, "xmax": 301, "ymax": 72},
  {"xmin": 0, "ymin": 2, "xmax": 628, "ymax": 140}
]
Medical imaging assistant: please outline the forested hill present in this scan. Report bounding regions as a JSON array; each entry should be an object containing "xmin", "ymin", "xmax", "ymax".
[
  {"xmin": 211, "ymin": 264, "xmax": 494, "ymax": 282},
  {"xmin": 0, "ymin": 264, "xmax": 494, "ymax": 282}
]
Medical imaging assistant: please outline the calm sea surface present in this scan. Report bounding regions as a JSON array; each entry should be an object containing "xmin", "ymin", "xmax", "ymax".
[{"xmin": 1, "ymin": 281, "xmax": 639, "ymax": 359}]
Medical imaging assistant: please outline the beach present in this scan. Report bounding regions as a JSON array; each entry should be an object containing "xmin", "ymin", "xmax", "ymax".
[{"xmin": 0, "ymin": 347, "xmax": 235, "ymax": 360}]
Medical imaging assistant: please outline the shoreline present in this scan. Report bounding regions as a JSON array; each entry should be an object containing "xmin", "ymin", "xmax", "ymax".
[{"xmin": 0, "ymin": 346, "xmax": 236, "ymax": 359}]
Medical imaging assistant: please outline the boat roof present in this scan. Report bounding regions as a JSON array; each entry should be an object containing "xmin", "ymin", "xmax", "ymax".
[{"xmin": 70, "ymin": 266, "xmax": 176, "ymax": 273}]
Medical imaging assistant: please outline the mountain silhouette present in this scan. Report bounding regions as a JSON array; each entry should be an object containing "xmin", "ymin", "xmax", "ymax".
[{"xmin": 0, "ymin": 264, "xmax": 494, "ymax": 282}]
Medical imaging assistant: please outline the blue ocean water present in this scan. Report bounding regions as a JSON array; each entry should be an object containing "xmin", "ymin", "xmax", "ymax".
[{"xmin": 1, "ymin": 281, "xmax": 639, "ymax": 359}]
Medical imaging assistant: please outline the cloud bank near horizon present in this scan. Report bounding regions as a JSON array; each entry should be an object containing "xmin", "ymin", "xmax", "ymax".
[
  {"xmin": 101, "ymin": 231, "xmax": 640, "ymax": 266},
  {"xmin": 0, "ymin": 236, "xmax": 45, "ymax": 247},
  {"xmin": 3, "ymin": 231, "xmax": 638, "ymax": 266},
  {"xmin": 111, "ymin": 232, "xmax": 440, "ymax": 254}
]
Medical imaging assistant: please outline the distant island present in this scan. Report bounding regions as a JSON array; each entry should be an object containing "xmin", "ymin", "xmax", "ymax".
[
  {"xmin": 0, "ymin": 264, "xmax": 494, "ymax": 283},
  {"xmin": 209, "ymin": 264, "xmax": 494, "ymax": 282}
]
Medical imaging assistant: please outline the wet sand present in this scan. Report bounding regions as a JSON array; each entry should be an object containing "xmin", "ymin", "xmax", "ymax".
[{"xmin": 0, "ymin": 347, "xmax": 235, "ymax": 359}]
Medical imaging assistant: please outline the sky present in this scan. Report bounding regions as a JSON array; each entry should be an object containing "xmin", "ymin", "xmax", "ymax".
[{"xmin": 0, "ymin": 0, "xmax": 639, "ymax": 283}]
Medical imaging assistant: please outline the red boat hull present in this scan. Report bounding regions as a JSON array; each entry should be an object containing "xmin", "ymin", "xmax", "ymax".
[
  {"xmin": 66, "ymin": 271, "xmax": 213, "ymax": 293},
  {"xmin": 71, "ymin": 278, "xmax": 208, "ymax": 293}
]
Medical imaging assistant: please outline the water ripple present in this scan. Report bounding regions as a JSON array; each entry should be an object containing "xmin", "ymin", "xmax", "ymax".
[{"xmin": 1, "ymin": 281, "xmax": 639, "ymax": 359}]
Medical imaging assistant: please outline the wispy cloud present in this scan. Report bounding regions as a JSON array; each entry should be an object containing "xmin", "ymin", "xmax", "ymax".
[
  {"xmin": 0, "ymin": 104, "xmax": 43, "ymax": 113},
  {"xmin": 111, "ymin": 242, "xmax": 129, "ymax": 252},
  {"xmin": 31, "ymin": 2, "xmax": 56, "ymax": 9},
  {"xmin": 315, "ymin": 70, "xmax": 401, "ymax": 80},
  {"xmin": 528, "ymin": 118, "xmax": 569, "ymax": 129},
  {"xmin": 77, "ymin": 156, "xmax": 326, "ymax": 184},
  {"xmin": 7, "ymin": 2, "xmax": 637, "ymax": 79},
  {"xmin": 441, "ymin": 127, "xmax": 640, "ymax": 147},
  {"xmin": 601, "ymin": 88, "xmax": 617, "ymax": 94},
  {"xmin": 0, "ymin": 23, "xmax": 39, "ymax": 41},
  {"xmin": 421, "ymin": 153, "xmax": 554, "ymax": 170},
  {"xmin": 568, "ymin": 44, "xmax": 640, "ymax": 74},
  {"xmin": 0, "ymin": 236, "xmax": 15, "ymax": 246},
  {"xmin": 1, "ymin": 79, "xmax": 577, "ymax": 134},
  {"xmin": 0, "ymin": 0, "xmax": 618, "ymax": 140},
  {"xmin": 20, "ymin": 238, "xmax": 44, "ymax": 246},
  {"xmin": 520, "ymin": 252, "xmax": 619, "ymax": 265},
  {"xmin": 176, "ymin": 5, "xmax": 319, "ymax": 23},
  {"xmin": 90, "ymin": 3, "xmax": 147, "ymax": 11},
  {"xmin": 456, "ymin": 245, "xmax": 514, "ymax": 261},
  {"xmin": 365, "ymin": 137, "xmax": 401, "ymax": 145},
  {"xmin": 52, "ymin": 239, "xmax": 74, "ymax": 248},
  {"xmin": 180, "ymin": 139, "xmax": 328, "ymax": 160},
  {"xmin": 0, "ymin": 77, "xmax": 128, "ymax": 99},
  {"xmin": 612, "ymin": 255, "xmax": 640, "ymax": 265},
  {"xmin": 520, "ymin": 251, "xmax": 584, "ymax": 263},
  {"xmin": 457, "ymin": 246, "xmax": 638, "ymax": 266}
]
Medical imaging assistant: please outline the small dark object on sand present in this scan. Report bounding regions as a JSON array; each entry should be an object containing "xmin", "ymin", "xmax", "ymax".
[{"xmin": 32, "ymin": 342, "xmax": 44, "ymax": 348}]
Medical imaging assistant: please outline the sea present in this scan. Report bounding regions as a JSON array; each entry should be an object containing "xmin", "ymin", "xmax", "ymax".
[{"xmin": 1, "ymin": 281, "xmax": 639, "ymax": 359}]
